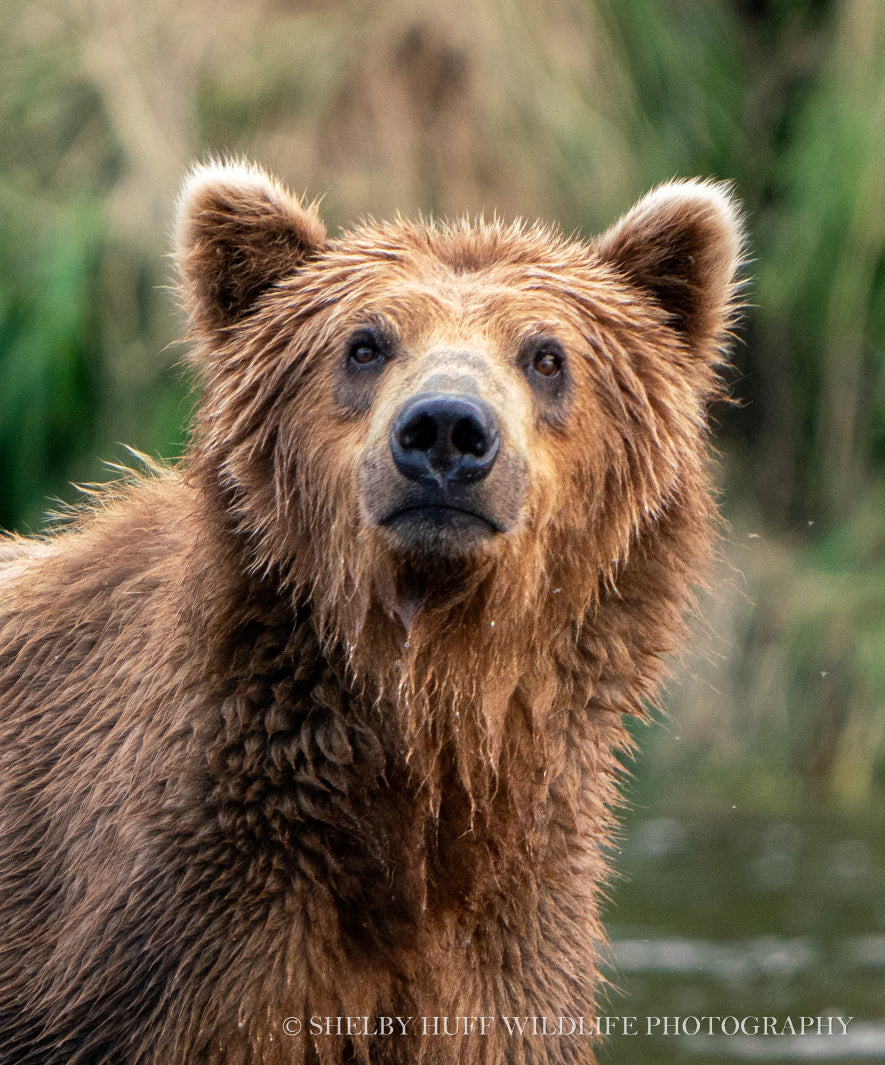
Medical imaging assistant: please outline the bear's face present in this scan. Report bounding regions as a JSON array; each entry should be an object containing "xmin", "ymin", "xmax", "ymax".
[
  {"xmin": 176, "ymin": 162, "xmax": 741, "ymax": 614},
  {"xmin": 326, "ymin": 246, "xmax": 616, "ymax": 564}
]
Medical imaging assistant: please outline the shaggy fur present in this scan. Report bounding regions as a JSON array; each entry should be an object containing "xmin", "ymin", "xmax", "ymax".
[{"xmin": 0, "ymin": 162, "xmax": 743, "ymax": 1065}]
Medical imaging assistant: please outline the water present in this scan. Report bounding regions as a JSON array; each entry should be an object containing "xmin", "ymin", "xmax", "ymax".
[{"xmin": 596, "ymin": 809, "xmax": 885, "ymax": 1064}]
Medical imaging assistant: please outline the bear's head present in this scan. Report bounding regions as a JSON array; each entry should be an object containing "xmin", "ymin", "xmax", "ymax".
[{"xmin": 176, "ymin": 161, "xmax": 742, "ymax": 776}]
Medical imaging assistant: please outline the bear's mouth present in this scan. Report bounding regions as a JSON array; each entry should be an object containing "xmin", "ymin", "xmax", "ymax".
[{"xmin": 381, "ymin": 504, "xmax": 503, "ymax": 535}]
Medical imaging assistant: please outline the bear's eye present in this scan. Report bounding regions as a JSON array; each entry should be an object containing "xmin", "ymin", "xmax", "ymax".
[
  {"xmin": 524, "ymin": 337, "xmax": 565, "ymax": 383},
  {"xmin": 520, "ymin": 336, "xmax": 570, "ymax": 425},
  {"xmin": 532, "ymin": 345, "xmax": 562, "ymax": 378},
  {"xmin": 346, "ymin": 329, "xmax": 386, "ymax": 368}
]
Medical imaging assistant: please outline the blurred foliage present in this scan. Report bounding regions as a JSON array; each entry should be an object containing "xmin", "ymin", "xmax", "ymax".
[
  {"xmin": 635, "ymin": 493, "xmax": 885, "ymax": 813},
  {"xmin": 0, "ymin": 193, "xmax": 102, "ymax": 526},
  {"xmin": 1, "ymin": 0, "xmax": 883, "ymax": 805}
]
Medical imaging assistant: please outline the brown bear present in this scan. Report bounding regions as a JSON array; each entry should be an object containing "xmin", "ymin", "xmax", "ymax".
[{"xmin": 0, "ymin": 161, "xmax": 742, "ymax": 1065}]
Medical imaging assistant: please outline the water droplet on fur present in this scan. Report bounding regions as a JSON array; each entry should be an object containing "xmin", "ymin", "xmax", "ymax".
[
  {"xmin": 552, "ymin": 588, "xmax": 561, "ymax": 594},
  {"xmin": 404, "ymin": 640, "xmax": 410, "ymax": 649},
  {"xmin": 490, "ymin": 621, "xmax": 495, "ymax": 628}
]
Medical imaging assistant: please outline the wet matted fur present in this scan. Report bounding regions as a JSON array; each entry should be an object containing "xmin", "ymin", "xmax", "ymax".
[{"xmin": 0, "ymin": 161, "xmax": 743, "ymax": 1065}]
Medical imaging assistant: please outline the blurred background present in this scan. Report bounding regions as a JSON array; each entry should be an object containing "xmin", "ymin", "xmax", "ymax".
[{"xmin": 2, "ymin": 0, "xmax": 883, "ymax": 1059}]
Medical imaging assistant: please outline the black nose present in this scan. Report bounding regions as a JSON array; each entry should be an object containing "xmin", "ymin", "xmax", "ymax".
[{"xmin": 391, "ymin": 394, "xmax": 500, "ymax": 486}]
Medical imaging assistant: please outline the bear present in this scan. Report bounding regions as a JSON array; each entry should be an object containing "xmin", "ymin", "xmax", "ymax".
[{"xmin": 0, "ymin": 161, "xmax": 742, "ymax": 1065}]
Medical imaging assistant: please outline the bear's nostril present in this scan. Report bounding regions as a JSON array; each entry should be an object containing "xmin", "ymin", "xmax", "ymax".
[
  {"xmin": 400, "ymin": 413, "xmax": 438, "ymax": 453},
  {"xmin": 452, "ymin": 416, "xmax": 488, "ymax": 458}
]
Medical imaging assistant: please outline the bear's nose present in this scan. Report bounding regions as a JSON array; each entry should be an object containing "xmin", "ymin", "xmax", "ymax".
[{"xmin": 391, "ymin": 394, "xmax": 500, "ymax": 486}]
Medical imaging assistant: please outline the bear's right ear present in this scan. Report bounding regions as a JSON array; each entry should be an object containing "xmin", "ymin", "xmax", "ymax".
[{"xmin": 175, "ymin": 160, "xmax": 327, "ymax": 334}]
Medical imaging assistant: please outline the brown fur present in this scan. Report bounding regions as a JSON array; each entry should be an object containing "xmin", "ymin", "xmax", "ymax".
[{"xmin": 0, "ymin": 161, "xmax": 743, "ymax": 1065}]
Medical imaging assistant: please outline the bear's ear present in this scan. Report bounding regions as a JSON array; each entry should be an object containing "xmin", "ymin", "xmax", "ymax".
[
  {"xmin": 595, "ymin": 180, "xmax": 743, "ymax": 351},
  {"xmin": 175, "ymin": 160, "xmax": 327, "ymax": 334}
]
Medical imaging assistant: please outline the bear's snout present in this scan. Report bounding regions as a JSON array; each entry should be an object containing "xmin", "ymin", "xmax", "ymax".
[
  {"xmin": 358, "ymin": 364, "xmax": 528, "ymax": 560},
  {"xmin": 390, "ymin": 393, "xmax": 500, "ymax": 488}
]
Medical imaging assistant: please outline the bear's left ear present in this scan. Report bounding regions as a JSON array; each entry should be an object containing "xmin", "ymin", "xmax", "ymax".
[
  {"xmin": 595, "ymin": 180, "xmax": 744, "ymax": 352},
  {"xmin": 175, "ymin": 160, "xmax": 327, "ymax": 335}
]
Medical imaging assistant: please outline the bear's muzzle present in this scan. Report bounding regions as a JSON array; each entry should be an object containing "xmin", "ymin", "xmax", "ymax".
[{"xmin": 359, "ymin": 365, "xmax": 528, "ymax": 559}]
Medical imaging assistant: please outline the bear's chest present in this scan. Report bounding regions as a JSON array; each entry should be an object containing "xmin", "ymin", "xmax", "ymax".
[{"xmin": 202, "ymin": 686, "xmax": 534, "ymax": 952}]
